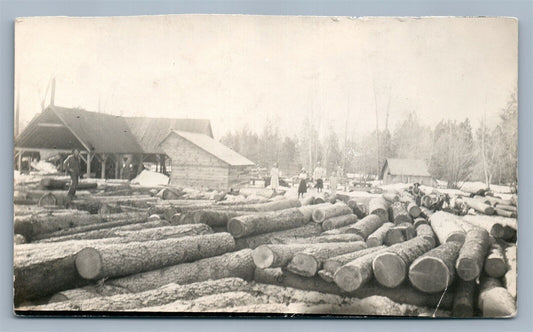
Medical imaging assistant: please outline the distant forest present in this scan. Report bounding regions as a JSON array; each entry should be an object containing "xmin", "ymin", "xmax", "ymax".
[{"xmin": 221, "ymin": 92, "xmax": 517, "ymax": 189}]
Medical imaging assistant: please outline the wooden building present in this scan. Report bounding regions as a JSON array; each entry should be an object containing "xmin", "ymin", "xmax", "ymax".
[
  {"xmin": 14, "ymin": 106, "xmax": 253, "ymax": 189},
  {"xmin": 159, "ymin": 130, "xmax": 254, "ymax": 191},
  {"xmin": 380, "ymin": 158, "xmax": 436, "ymax": 186}
]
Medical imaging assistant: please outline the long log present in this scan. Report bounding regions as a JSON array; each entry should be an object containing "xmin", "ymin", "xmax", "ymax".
[
  {"xmin": 415, "ymin": 223, "xmax": 437, "ymax": 247},
  {"xmin": 286, "ymin": 241, "xmax": 367, "ymax": 277},
  {"xmin": 366, "ymin": 223, "xmax": 394, "ymax": 247},
  {"xmin": 452, "ymin": 279, "xmax": 476, "ymax": 317},
  {"xmin": 408, "ymin": 241, "xmax": 462, "ymax": 293},
  {"xmin": 192, "ymin": 210, "xmax": 248, "ymax": 227},
  {"xmin": 20, "ymin": 278, "xmax": 250, "ymax": 312},
  {"xmin": 147, "ymin": 205, "xmax": 179, "ymax": 221},
  {"xmin": 244, "ymin": 199, "xmax": 301, "ymax": 212},
  {"xmin": 113, "ymin": 224, "xmax": 213, "ymax": 241},
  {"xmin": 321, "ymin": 214, "xmax": 358, "ymax": 231},
  {"xmin": 503, "ymin": 245, "xmax": 517, "ymax": 299},
  {"xmin": 41, "ymin": 178, "xmax": 98, "ymax": 190},
  {"xmin": 372, "ymin": 237, "xmax": 435, "ymax": 288},
  {"xmin": 75, "ymin": 233, "xmax": 235, "ymax": 280},
  {"xmin": 318, "ymin": 246, "xmax": 387, "ymax": 283},
  {"xmin": 429, "ymin": 211, "xmax": 466, "ymax": 244},
  {"xmin": 369, "ymin": 197, "xmax": 390, "ymax": 222},
  {"xmin": 455, "ymin": 228, "xmax": 490, "ymax": 281},
  {"xmin": 462, "ymin": 197, "xmax": 495, "ymax": 215},
  {"xmin": 271, "ymin": 234, "xmax": 363, "ymax": 245},
  {"xmin": 480, "ymin": 195, "xmax": 512, "ymax": 207},
  {"xmin": 14, "ymin": 211, "xmax": 147, "ymax": 240},
  {"xmin": 48, "ymin": 284, "xmax": 129, "ymax": 303},
  {"xmin": 297, "ymin": 203, "xmax": 336, "ymax": 221},
  {"xmin": 311, "ymin": 203, "xmax": 352, "ymax": 223},
  {"xmin": 234, "ymin": 223, "xmax": 323, "ymax": 249},
  {"xmin": 108, "ymin": 249, "xmax": 255, "ymax": 293},
  {"xmin": 227, "ymin": 208, "xmax": 307, "ymax": 238},
  {"xmin": 495, "ymin": 208, "xmax": 517, "ymax": 218},
  {"xmin": 252, "ymin": 242, "xmax": 365, "ymax": 269},
  {"xmin": 391, "ymin": 202, "xmax": 412, "ymax": 224},
  {"xmin": 462, "ymin": 216, "xmax": 505, "ymax": 238},
  {"xmin": 255, "ymin": 268, "xmax": 453, "ymax": 310},
  {"xmin": 36, "ymin": 220, "xmax": 171, "ymax": 243},
  {"xmin": 478, "ymin": 276, "xmax": 516, "ymax": 317},
  {"xmin": 344, "ymin": 214, "xmax": 383, "ymax": 239},
  {"xmin": 484, "ymin": 240, "xmax": 508, "ymax": 278}
]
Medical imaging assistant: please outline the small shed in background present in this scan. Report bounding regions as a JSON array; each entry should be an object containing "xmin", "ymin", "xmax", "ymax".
[
  {"xmin": 159, "ymin": 130, "xmax": 254, "ymax": 191},
  {"xmin": 380, "ymin": 158, "xmax": 435, "ymax": 186}
]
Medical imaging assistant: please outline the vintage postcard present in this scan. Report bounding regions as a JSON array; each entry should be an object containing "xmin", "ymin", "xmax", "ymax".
[{"xmin": 13, "ymin": 15, "xmax": 517, "ymax": 317}]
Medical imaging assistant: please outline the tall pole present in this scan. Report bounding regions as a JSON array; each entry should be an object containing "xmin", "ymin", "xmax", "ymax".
[{"xmin": 373, "ymin": 81, "xmax": 380, "ymax": 178}]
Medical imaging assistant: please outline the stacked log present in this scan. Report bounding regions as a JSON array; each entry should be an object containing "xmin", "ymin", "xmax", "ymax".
[
  {"xmin": 368, "ymin": 197, "xmax": 390, "ymax": 222},
  {"xmin": 252, "ymin": 242, "xmax": 366, "ymax": 269},
  {"xmin": 347, "ymin": 199, "xmax": 367, "ymax": 219},
  {"xmin": 108, "ymin": 249, "xmax": 255, "ymax": 293},
  {"xmin": 242, "ymin": 199, "xmax": 302, "ymax": 212},
  {"xmin": 286, "ymin": 241, "xmax": 367, "ymax": 277},
  {"xmin": 461, "ymin": 197, "xmax": 495, "ymax": 215},
  {"xmin": 372, "ymin": 237, "xmax": 435, "ymax": 288},
  {"xmin": 390, "ymin": 202, "xmax": 412, "ymax": 224},
  {"xmin": 321, "ymin": 214, "xmax": 358, "ymax": 231},
  {"xmin": 462, "ymin": 216, "xmax": 505, "ymax": 238},
  {"xmin": 366, "ymin": 223, "xmax": 394, "ymax": 247},
  {"xmin": 484, "ymin": 241, "xmax": 508, "ymax": 278},
  {"xmin": 455, "ymin": 228, "xmax": 490, "ymax": 281},
  {"xmin": 227, "ymin": 208, "xmax": 307, "ymax": 238},
  {"xmin": 429, "ymin": 211, "xmax": 466, "ymax": 244},
  {"xmin": 413, "ymin": 217, "xmax": 428, "ymax": 228},
  {"xmin": 318, "ymin": 246, "xmax": 387, "ymax": 283},
  {"xmin": 311, "ymin": 203, "xmax": 352, "ymax": 223},
  {"xmin": 478, "ymin": 276, "xmax": 516, "ymax": 317},
  {"xmin": 49, "ymin": 284, "xmax": 129, "ymax": 303},
  {"xmin": 452, "ymin": 279, "xmax": 476, "ymax": 317},
  {"xmin": 344, "ymin": 214, "xmax": 384, "ymax": 240},
  {"xmin": 272, "ymin": 234, "xmax": 363, "ymax": 245},
  {"xmin": 503, "ymin": 245, "xmax": 517, "ymax": 299},
  {"xmin": 234, "ymin": 223, "xmax": 323, "ymax": 249},
  {"xmin": 190, "ymin": 210, "xmax": 247, "ymax": 227},
  {"xmin": 74, "ymin": 233, "xmax": 235, "ymax": 280},
  {"xmin": 384, "ymin": 223, "xmax": 416, "ymax": 246},
  {"xmin": 415, "ymin": 224, "xmax": 437, "ymax": 247},
  {"xmin": 408, "ymin": 241, "xmax": 463, "ymax": 293}
]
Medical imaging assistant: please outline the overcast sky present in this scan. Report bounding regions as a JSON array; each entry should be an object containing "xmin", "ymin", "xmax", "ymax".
[{"xmin": 15, "ymin": 15, "xmax": 517, "ymax": 140}]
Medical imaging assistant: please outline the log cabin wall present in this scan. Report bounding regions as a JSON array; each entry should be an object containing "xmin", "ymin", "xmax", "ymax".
[{"xmin": 160, "ymin": 134, "xmax": 229, "ymax": 190}]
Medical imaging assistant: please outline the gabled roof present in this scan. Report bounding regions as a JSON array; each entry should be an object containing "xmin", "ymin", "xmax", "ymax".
[
  {"xmin": 381, "ymin": 158, "xmax": 431, "ymax": 178},
  {"xmin": 125, "ymin": 117, "xmax": 213, "ymax": 154},
  {"xmin": 161, "ymin": 130, "xmax": 255, "ymax": 166}
]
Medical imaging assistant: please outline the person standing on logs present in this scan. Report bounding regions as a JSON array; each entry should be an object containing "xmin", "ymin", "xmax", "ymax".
[
  {"xmin": 63, "ymin": 149, "xmax": 81, "ymax": 201},
  {"xmin": 270, "ymin": 162, "xmax": 280, "ymax": 193},
  {"xmin": 298, "ymin": 168, "xmax": 308, "ymax": 199},
  {"xmin": 313, "ymin": 161, "xmax": 326, "ymax": 193},
  {"xmin": 410, "ymin": 182, "xmax": 424, "ymax": 206}
]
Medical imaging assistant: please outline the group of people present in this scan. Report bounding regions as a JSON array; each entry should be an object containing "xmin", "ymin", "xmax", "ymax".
[{"xmin": 270, "ymin": 161, "xmax": 340, "ymax": 199}]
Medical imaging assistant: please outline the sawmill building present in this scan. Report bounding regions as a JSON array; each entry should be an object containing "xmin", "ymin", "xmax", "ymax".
[{"xmin": 380, "ymin": 158, "xmax": 436, "ymax": 186}]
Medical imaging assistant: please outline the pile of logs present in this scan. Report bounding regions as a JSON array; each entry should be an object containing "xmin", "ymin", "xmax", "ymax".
[{"xmin": 13, "ymin": 179, "xmax": 518, "ymax": 317}]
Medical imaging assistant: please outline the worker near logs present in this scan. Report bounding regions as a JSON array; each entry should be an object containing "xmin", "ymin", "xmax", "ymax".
[
  {"xmin": 313, "ymin": 161, "xmax": 326, "ymax": 193},
  {"xmin": 63, "ymin": 148, "xmax": 80, "ymax": 200},
  {"xmin": 409, "ymin": 182, "xmax": 424, "ymax": 206},
  {"xmin": 298, "ymin": 168, "xmax": 308, "ymax": 199},
  {"xmin": 270, "ymin": 162, "xmax": 280, "ymax": 193}
]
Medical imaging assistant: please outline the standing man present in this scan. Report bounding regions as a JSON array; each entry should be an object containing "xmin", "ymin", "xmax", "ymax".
[
  {"xmin": 313, "ymin": 161, "xmax": 326, "ymax": 193},
  {"xmin": 63, "ymin": 149, "xmax": 80, "ymax": 200},
  {"xmin": 270, "ymin": 162, "xmax": 280, "ymax": 193}
]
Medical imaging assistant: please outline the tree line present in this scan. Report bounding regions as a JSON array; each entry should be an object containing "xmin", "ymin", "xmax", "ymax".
[{"xmin": 221, "ymin": 92, "xmax": 517, "ymax": 189}]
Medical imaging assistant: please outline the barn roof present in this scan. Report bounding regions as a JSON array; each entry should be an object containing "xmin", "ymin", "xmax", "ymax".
[
  {"xmin": 15, "ymin": 106, "xmax": 214, "ymax": 155},
  {"xmin": 162, "ymin": 130, "xmax": 255, "ymax": 166},
  {"xmin": 125, "ymin": 117, "xmax": 213, "ymax": 154},
  {"xmin": 381, "ymin": 158, "xmax": 431, "ymax": 178}
]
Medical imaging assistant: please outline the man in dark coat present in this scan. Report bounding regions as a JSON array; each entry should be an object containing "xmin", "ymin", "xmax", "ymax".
[{"xmin": 63, "ymin": 149, "xmax": 81, "ymax": 199}]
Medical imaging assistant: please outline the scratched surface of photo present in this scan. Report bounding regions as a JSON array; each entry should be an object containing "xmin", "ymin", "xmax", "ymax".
[{"xmin": 13, "ymin": 15, "xmax": 518, "ymax": 317}]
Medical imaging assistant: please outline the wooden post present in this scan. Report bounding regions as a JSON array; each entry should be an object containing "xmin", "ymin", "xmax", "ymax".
[
  {"xmin": 17, "ymin": 151, "xmax": 22, "ymax": 172},
  {"xmin": 114, "ymin": 155, "xmax": 120, "ymax": 179},
  {"xmin": 86, "ymin": 152, "xmax": 92, "ymax": 179},
  {"xmin": 100, "ymin": 154, "xmax": 107, "ymax": 179}
]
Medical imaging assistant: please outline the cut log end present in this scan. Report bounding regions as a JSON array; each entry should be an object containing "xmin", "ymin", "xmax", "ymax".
[
  {"xmin": 227, "ymin": 219, "xmax": 245, "ymax": 238},
  {"xmin": 456, "ymin": 258, "xmax": 481, "ymax": 282},
  {"xmin": 333, "ymin": 266, "xmax": 363, "ymax": 292},
  {"xmin": 409, "ymin": 256, "xmax": 451, "ymax": 293},
  {"xmin": 251, "ymin": 245, "xmax": 275, "ymax": 269},
  {"xmin": 485, "ymin": 259, "xmax": 508, "ymax": 278},
  {"xmin": 287, "ymin": 253, "xmax": 319, "ymax": 278},
  {"xmin": 47, "ymin": 293, "xmax": 69, "ymax": 304},
  {"xmin": 312, "ymin": 209, "xmax": 326, "ymax": 223},
  {"xmin": 75, "ymin": 247, "xmax": 103, "ymax": 280},
  {"xmin": 446, "ymin": 233, "xmax": 466, "ymax": 244},
  {"xmin": 372, "ymin": 252, "xmax": 407, "ymax": 288}
]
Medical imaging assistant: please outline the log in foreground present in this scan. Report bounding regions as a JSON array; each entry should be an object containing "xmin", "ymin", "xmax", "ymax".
[
  {"xmin": 48, "ymin": 284, "xmax": 129, "ymax": 303},
  {"xmin": 311, "ymin": 203, "xmax": 353, "ymax": 223},
  {"xmin": 372, "ymin": 237, "xmax": 435, "ymax": 288},
  {"xmin": 286, "ymin": 241, "xmax": 367, "ymax": 277},
  {"xmin": 75, "ymin": 233, "xmax": 235, "ymax": 280},
  {"xmin": 255, "ymin": 268, "xmax": 453, "ymax": 310},
  {"xmin": 408, "ymin": 241, "xmax": 463, "ymax": 293},
  {"xmin": 413, "ymin": 217, "xmax": 428, "ymax": 228},
  {"xmin": 252, "ymin": 242, "xmax": 366, "ymax": 269},
  {"xmin": 369, "ymin": 197, "xmax": 390, "ymax": 222},
  {"xmin": 391, "ymin": 202, "xmax": 412, "ymax": 224},
  {"xmin": 503, "ymin": 245, "xmax": 517, "ymax": 299},
  {"xmin": 452, "ymin": 279, "xmax": 476, "ymax": 318},
  {"xmin": 429, "ymin": 211, "xmax": 466, "ymax": 244},
  {"xmin": 345, "ymin": 214, "xmax": 384, "ymax": 240},
  {"xmin": 365, "ymin": 223, "xmax": 394, "ymax": 247},
  {"xmin": 415, "ymin": 223, "xmax": 437, "ymax": 247},
  {"xmin": 193, "ymin": 210, "xmax": 247, "ymax": 227},
  {"xmin": 227, "ymin": 208, "xmax": 307, "ymax": 238},
  {"xmin": 318, "ymin": 246, "xmax": 387, "ymax": 283},
  {"xmin": 108, "ymin": 249, "xmax": 255, "ymax": 293},
  {"xmin": 321, "ymin": 214, "xmax": 358, "ymax": 231},
  {"xmin": 455, "ymin": 228, "xmax": 490, "ymax": 281},
  {"xmin": 384, "ymin": 223, "xmax": 416, "ymax": 246},
  {"xmin": 234, "ymin": 223, "xmax": 323, "ymax": 249},
  {"xmin": 272, "ymin": 233, "xmax": 363, "ymax": 245},
  {"xmin": 484, "ymin": 241, "xmax": 508, "ymax": 278},
  {"xmin": 478, "ymin": 276, "xmax": 516, "ymax": 317},
  {"xmin": 347, "ymin": 199, "xmax": 367, "ymax": 219},
  {"xmin": 462, "ymin": 216, "xmax": 505, "ymax": 239},
  {"xmin": 462, "ymin": 197, "xmax": 495, "ymax": 215},
  {"xmin": 245, "ymin": 199, "xmax": 302, "ymax": 212},
  {"xmin": 19, "ymin": 278, "xmax": 250, "ymax": 312}
]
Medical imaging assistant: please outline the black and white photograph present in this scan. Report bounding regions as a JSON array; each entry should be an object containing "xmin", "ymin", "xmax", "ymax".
[{"xmin": 13, "ymin": 15, "xmax": 518, "ymax": 317}]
